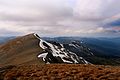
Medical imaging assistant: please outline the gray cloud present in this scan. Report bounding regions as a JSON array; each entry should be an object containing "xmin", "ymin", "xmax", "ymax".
[
  {"xmin": 0, "ymin": 0, "xmax": 120, "ymax": 37},
  {"xmin": 0, "ymin": 28, "xmax": 22, "ymax": 36}
]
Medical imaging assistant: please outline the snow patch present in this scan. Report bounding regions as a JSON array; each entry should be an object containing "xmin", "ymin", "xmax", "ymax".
[{"xmin": 34, "ymin": 33, "xmax": 90, "ymax": 64}]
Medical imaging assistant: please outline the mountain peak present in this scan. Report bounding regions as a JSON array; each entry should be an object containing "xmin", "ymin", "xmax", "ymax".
[{"xmin": 0, "ymin": 33, "xmax": 93, "ymax": 67}]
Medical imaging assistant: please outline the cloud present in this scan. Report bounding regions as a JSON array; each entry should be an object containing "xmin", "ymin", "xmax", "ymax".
[
  {"xmin": 74, "ymin": 0, "xmax": 120, "ymax": 21},
  {"xmin": 0, "ymin": 0, "xmax": 120, "ymax": 37},
  {"xmin": 0, "ymin": 0, "xmax": 72, "ymax": 22},
  {"xmin": 0, "ymin": 28, "xmax": 21, "ymax": 36},
  {"xmin": 105, "ymin": 19, "xmax": 120, "ymax": 27}
]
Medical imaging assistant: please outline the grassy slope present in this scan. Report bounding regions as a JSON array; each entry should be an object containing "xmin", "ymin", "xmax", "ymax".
[{"xmin": 0, "ymin": 34, "xmax": 44, "ymax": 67}]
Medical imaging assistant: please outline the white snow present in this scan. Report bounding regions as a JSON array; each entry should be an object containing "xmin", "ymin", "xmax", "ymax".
[
  {"xmin": 62, "ymin": 59, "xmax": 73, "ymax": 63},
  {"xmin": 38, "ymin": 53, "xmax": 48, "ymax": 58},
  {"xmin": 34, "ymin": 33, "xmax": 90, "ymax": 64},
  {"xmin": 38, "ymin": 53, "xmax": 48, "ymax": 61},
  {"xmin": 90, "ymin": 52, "xmax": 94, "ymax": 55},
  {"xmin": 79, "ymin": 57, "xmax": 89, "ymax": 64},
  {"xmin": 69, "ymin": 44, "xmax": 78, "ymax": 48},
  {"xmin": 60, "ymin": 44, "xmax": 64, "ymax": 47}
]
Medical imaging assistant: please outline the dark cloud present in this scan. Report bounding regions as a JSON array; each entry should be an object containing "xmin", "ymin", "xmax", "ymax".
[{"xmin": 105, "ymin": 19, "xmax": 120, "ymax": 27}]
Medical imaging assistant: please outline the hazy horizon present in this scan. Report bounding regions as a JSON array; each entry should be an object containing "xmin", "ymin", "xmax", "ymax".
[
  {"xmin": 0, "ymin": 0, "xmax": 120, "ymax": 37},
  {"xmin": 0, "ymin": 33, "xmax": 120, "ymax": 38}
]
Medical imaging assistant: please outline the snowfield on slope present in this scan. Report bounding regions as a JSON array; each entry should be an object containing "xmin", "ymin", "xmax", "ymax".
[{"xmin": 34, "ymin": 33, "xmax": 90, "ymax": 64}]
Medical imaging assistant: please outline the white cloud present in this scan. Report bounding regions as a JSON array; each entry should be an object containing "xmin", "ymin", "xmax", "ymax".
[
  {"xmin": 0, "ymin": 0, "xmax": 72, "ymax": 21},
  {"xmin": 0, "ymin": 0, "xmax": 120, "ymax": 37},
  {"xmin": 74, "ymin": 0, "xmax": 120, "ymax": 20}
]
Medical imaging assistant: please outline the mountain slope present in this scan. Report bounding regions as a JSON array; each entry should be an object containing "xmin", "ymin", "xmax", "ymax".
[
  {"xmin": 0, "ymin": 34, "xmax": 44, "ymax": 67},
  {"xmin": 1, "ymin": 64, "xmax": 120, "ymax": 80},
  {"xmin": 34, "ymin": 34, "xmax": 90, "ymax": 64},
  {"xmin": 42, "ymin": 37, "xmax": 120, "ymax": 65},
  {"xmin": 1, "ymin": 33, "xmax": 119, "ymax": 66},
  {"xmin": 0, "ymin": 33, "xmax": 92, "ymax": 67}
]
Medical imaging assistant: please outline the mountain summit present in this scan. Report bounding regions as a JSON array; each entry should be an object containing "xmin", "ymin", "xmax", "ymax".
[{"xmin": 0, "ymin": 33, "xmax": 94, "ymax": 67}]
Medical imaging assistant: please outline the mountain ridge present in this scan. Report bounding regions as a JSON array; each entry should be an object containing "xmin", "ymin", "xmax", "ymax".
[
  {"xmin": 34, "ymin": 34, "xmax": 91, "ymax": 64},
  {"xmin": 0, "ymin": 33, "xmax": 120, "ymax": 67},
  {"xmin": 0, "ymin": 33, "xmax": 92, "ymax": 67},
  {"xmin": 0, "ymin": 33, "xmax": 43, "ymax": 67}
]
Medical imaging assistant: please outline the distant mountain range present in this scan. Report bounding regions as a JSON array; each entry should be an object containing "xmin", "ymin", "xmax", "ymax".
[
  {"xmin": 42, "ymin": 37, "xmax": 120, "ymax": 57},
  {"xmin": 0, "ymin": 37, "xmax": 15, "ymax": 44},
  {"xmin": 42, "ymin": 37, "xmax": 120, "ymax": 65},
  {"xmin": 0, "ymin": 34, "xmax": 120, "ymax": 66}
]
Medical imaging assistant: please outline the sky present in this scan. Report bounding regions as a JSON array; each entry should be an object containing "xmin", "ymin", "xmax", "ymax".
[{"xmin": 0, "ymin": 0, "xmax": 120, "ymax": 37}]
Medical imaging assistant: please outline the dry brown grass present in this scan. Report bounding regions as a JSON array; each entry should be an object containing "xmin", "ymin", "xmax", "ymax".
[
  {"xmin": 0, "ymin": 34, "xmax": 44, "ymax": 67},
  {"xmin": 0, "ymin": 34, "xmax": 120, "ymax": 80},
  {"xmin": 1, "ymin": 64, "xmax": 120, "ymax": 80}
]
